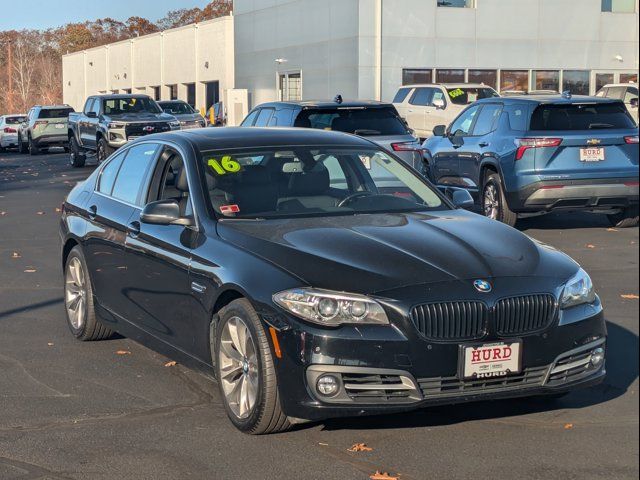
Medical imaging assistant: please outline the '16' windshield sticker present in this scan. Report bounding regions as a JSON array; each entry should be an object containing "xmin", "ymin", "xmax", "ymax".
[
  {"xmin": 207, "ymin": 156, "xmax": 242, "ymax": 176},
  {"xmin": 448, "ymin": 88, "xmax": 465, "ymax": 99}
]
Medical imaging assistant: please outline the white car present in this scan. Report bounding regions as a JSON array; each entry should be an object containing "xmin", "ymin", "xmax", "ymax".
[
  {"xmin": 596, "ymin": 83, "xmax": 638, "ymax": 124},
  {"xmin": 392, "ymin": 83, "xmax": 499, "ymax": 140},
  {"xmin": 0, "ymin": 114, "xmax": 27, "ymax": 151}
]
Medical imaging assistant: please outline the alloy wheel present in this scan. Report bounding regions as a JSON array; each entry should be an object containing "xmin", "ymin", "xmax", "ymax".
[
  {"xmin": 97, "ymin": 143, "xmax": 105, "ymax": 163},
  {"xmin": 65, "ymin": 257, "xmax": 87, "ymax": 330},
  {"xmin": 483, "ymin": 183, "xmax": 500, "ymax": 220},
  {"xmin": 218, "ymin": 316, "xmax": 259, "ymax": 419}
]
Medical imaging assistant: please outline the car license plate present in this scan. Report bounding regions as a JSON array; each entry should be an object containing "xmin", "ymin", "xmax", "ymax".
[
  {"xmin": 462, "ymin": 342, "xmax": 521, "ymax": 379},
  {"xmin": 55, "ymin": 123, "xmax": 65, "ymax": 129},
  {"xmin": 580, "ymin": 147, "xmax": 605, "ymax": 162}
]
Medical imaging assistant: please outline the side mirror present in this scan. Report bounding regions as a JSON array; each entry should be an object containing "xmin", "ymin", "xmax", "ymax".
[
  {"xmin": 443, "ymin": 187, "xmax": 475, "ymax": 210},
  {"xmin": 86, "ymin": 111, "xmax": 97, "ymax": 118},
  {"xmin": 630, "ymin": 98, "xmax": 638, "ymax": 108},
  {"xmin": 433, "ymin": 98, "xmax": 446, "ymax": 110},
  {"xmin": 432, "ymin": 125, "xmax": 447, "ymax": 137},
  {"xmin": 140, "ymin": 199, "xmax": 194, "ymax": 226}
]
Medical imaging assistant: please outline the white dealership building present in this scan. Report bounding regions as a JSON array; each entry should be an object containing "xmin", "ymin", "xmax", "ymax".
[{"xmin": 63, "ymin": 0, "xmax": 639, "ymax": 119}]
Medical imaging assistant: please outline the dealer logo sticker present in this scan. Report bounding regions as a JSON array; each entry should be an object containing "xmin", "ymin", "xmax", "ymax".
[{"xmin": 473, "ymin": 279, "xmax": 492, "ymax": 293}]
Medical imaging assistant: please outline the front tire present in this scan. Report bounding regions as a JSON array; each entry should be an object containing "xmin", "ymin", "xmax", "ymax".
[
  {"xmin": 28, "ymin": 135, "xmax": 39, "ymax": 156},
  {"xmin": 64, "ymin": 246, "xmax": 113, "ymax": 341},
  {"xmin": 214, "ymin": 299, "xmax": 291, "ymax": 434},
  {"xmin": 482, "ymin": 173, "xmax": 518, "ymax": 227},
  {"xmin": 608, "ymin": 206, "xmax": 639, "ymax": 228},
  {"xmin": 97, "ymin": 137, "xmax": 114, "ymax": 164},
  {"xmin": 69, "ymin": 136, "xmax": 86, "ymax": 168}
]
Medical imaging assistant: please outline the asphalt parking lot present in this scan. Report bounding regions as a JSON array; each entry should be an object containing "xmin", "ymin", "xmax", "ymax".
[{"xmin": 0, "ymin": 149, "xmax": 638, "ymax": 480}]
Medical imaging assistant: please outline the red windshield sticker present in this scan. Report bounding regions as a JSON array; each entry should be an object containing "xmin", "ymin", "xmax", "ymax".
[{"xmin": 220, "ymin": 204, "xmax": 240, "ymax": 214}]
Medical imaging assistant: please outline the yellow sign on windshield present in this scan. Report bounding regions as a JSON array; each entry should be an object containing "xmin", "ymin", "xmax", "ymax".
[
  {"xmin": 448, "ymin": 88, "xmax": 465, "ymax": 99},
  {"xmin": 208, "ymin": 156, "xmax": 242, "ymax": 175}
]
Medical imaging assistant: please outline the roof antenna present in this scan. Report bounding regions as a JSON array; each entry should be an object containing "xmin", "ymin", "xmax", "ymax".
[
  {"xmin": 561, "ymin": 90, "xmax": 572, "ymax": 99},
  {"xmin": 334, "ymin": 94, "xmax": 343, "ymax": 104}
]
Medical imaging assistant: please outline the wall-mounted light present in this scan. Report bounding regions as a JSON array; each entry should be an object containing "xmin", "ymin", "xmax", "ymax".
[
  {"xmin": 204, "ymin": 61, "xmax": 209, "ymax": 69},
  {"xmin": 275, "ymin": 58, "xmax": 288, "ymax": 65},
  {"xmin": 123, "ymin": 73, "xmax": 127, "ymax": 79},
  {"xmin": 615, "ymin": 54, "xmax": 624, "ymax": 62},
  {"xmin": 89, "ymin": 61, "xmax": 93, "ymax": 66},
  {"xmin": 68, "ymin": 81, "xmax": 71, "ymax": 86}
]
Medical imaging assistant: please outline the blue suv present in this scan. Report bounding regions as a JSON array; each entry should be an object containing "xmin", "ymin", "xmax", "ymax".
[{"xmin": 423, "ymin": 95, "xmax": 639, "ymax": 227}]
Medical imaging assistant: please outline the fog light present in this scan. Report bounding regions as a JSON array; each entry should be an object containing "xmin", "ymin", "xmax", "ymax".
[
  {"xmin": 590, "ymin": 347, "xmax": 605, "ymax": 367},
  {"xmin": 317, "ymin": 374, "xmax": 340, "ymax": 396}
]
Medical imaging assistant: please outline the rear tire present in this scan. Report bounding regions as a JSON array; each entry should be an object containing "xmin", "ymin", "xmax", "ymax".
[
  {"xmin": 608, "ymin": 206, "xmax": 639, "ymax": 228},
  {"xmin": 69, "ymin": 136, "xmax": 86, "ymax": 168},
  {"xmin": 28, "ymin": 135, "xmax": 39, "ymax": 156},
  {"xmin": 482, "ymin": 173, "xmax": 518, "ymax": 227},
  {"xmin": 64, "ymin": 246, "xmax": 114, "ymax": 341},
  {"xmin": 214, "ymin": 298, "xmax": 291, "ymax": 435},
  {"xmin": 97, "ymin": 137, "xmax": 114, "ymax": 164}
]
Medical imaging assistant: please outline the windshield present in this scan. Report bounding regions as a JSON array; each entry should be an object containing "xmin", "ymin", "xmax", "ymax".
[
  {"xmin": 200, "ymin": 146, "xmax": 445, "ymax": 219},
  {"xmin": 38, "ymin": 108, "xmax": 74, "ymax": 119},
  {"xmin": 103, "ymin": 97, "xmax": 161, "ymax": 115},
  {"xmin": 294, "ymin": 107, "xmax": 409, "ymax": 136},
  {"xmin": 530, "ymin": 102, "xmax": 636, "ymax": 130},
  {"xmin": 159, "ymin": 102, "xmax": 195, "ymax": 115},
  {"xmin": 5, "ymin": 116, "xmax": 26, "ymax": 124},
  {"xmin": 446, "ymin": 87, "xmax": 499, "ymax": 105}
]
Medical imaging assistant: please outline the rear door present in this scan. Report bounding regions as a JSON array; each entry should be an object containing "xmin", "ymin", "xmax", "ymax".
[
  {"xmin": 528, "ymin": 101, "xmax": 638, "ymax": 179},
  {"xmin": 406, "ymin": 88, "xmax": 435, "ymax": 137}
]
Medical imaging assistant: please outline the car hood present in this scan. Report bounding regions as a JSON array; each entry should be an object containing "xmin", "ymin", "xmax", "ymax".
[
  {"xmin": 217, "ymin": 210, "xmax": 578, "ymax": 294},
  {"xmin": 104, "ymin": 112, "xmax": 176, "ymax": 123},
  {"xmin": 172, "ymin": 113, "xmax": 204, "ymax": 122}
]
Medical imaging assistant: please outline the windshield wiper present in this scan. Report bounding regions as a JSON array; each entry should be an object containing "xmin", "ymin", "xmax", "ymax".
[
  {"xmin": 353, "ymin": 129, "xmax": 381, "ymax": 136},
  {"xmin": 588, "ymin": 123, "xmax": 615, "ymax": 129}
]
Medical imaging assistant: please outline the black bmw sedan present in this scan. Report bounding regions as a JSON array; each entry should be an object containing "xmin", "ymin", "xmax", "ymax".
[{"xmin": 60, "ymin": 127, "xmax": 607, "ymax": 434}]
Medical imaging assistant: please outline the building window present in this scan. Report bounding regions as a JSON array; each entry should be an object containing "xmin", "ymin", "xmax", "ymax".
[
  {"xmin": 595, "ymin": 73, "xmax": 615, "ymax": 92},
  {"xmin": 167, "ymin": 85, "xmax": 178, "ymax": 100},
  {"xmin": 620, "ymin": 73, "xmax": 638, "ymax": 83},
  {"xmin": 122, "ymin": 89, "xmax": 132, "ymax": 95},
  {"xmin": 562, "ymin": 70, "xmax": 590, "ymax": 95},
  {"xmin": 601, "ymin": 0, "xmax": 636, "ymax": 12},
  {"xmin": 438, "ymin": 0, "xmax": 474, "ymax": 7},
  {"xmin": 436, "ymin": 69, "xmax": 465, "ymax": 83},
  {"xmin": 185, "ymin": 83, "xmax": 196, "ymax": 107},
  {"xmin": 279, "ymin": 72, "xmax": 302, "ymax": 101},
  {"xmin": 532, "ymin": 71, "xmax": 560, "ymax": 92},
  {"xmin": 468, "ymin": 70, "xmax": 498, "ymax": 89},
  {"xmin": 402, "ymin": 69, "xmax": 432, "ymax": 85},
  {"xmin": 500, "ymin": 70, "xmax": 529, "ymax": 94}
]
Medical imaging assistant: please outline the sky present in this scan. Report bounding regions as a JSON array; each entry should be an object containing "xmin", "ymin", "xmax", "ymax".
[{"xmin": 0, "ymin": 0, "xmax": 212, "ymax": 31}]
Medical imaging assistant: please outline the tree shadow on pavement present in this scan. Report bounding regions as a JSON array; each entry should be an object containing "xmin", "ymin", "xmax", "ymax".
[{"xmin": 319, "ymin": 321, "xmax": 637, "ymax": 432}]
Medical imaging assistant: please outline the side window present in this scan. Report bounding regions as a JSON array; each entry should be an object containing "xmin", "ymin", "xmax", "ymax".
[
  {"xmin": 449, "ymin": 105, "xmax": 481, "ymax": 136},
  {"xmin": 432, "ymin": 90, "xmax": 446, "ymax": 107},
  {"xmin": 111, "ymin": 144, "xmax": 160, "ymax": 206},
  {"xmin": 83, "ymin": 98, "xmax": 94, "ymax": 114},
  {"xmin": 624, "ymin": 87, "xmax": 638, "ymax": 104},
  {"xmin": 254, "ymin": 108, "xmax": 275, "ymax": 127},
  {"xmin": 606, "ymin": 86, "xmax": 626, "ymax": 100},
  {"xmin": 269, "ymin": 108, "xmax": 293, "ymax": 127},
  {"xmin": 392, "ymin": 88, "xmax": 412, "ymax": 104},
  {"xmin": 320, "ymin": 155, "xmax": 348, "ymax": 190},
  {"xmin": 504, "ymin": 104, "xmax": 528, "ymax": 131},
  {"xmin": 409, "ymin": 88, "xmax": 434, "ymax": 106},
  {"xmin": 91, "ymin": 99, "xmax": 101, "ymax": 115},
  {"xmin": 241, "ymin": 109, "xmax": 260, "ymax": 127},
  {"xmin": 472, "ymin": 104, "xmax": 503, "ymax": 136},
  {"xmin": 97, "ymin": 150, "xmax": 127, "ymax": 195}
]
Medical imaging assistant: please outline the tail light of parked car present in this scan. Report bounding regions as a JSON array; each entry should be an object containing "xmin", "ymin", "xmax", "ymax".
[
  {"xmin": 624, "ymin": 135, "xmax": 639, "ymax": 144},
  {"xmin": 514, "ymin": 138, "xmax": 563, "ymax": 160},
  {"xmin": 33, "ymin": 121, "xmax": 48, "ymax": 129},
  {"xmin": 3, "ymin": 127, "xmax": 17, "ymax": 133},
  {"xmin": 391, "ymin": 141, "xmax": 422, "ymax": 152}
]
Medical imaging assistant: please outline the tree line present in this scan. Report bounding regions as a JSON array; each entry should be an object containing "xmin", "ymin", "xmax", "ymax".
[{"xmin": 0, "ymin": 0, "xmax": 232, "ymax": 114}]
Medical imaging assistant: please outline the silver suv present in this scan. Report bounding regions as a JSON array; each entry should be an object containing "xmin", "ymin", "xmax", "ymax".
[{"xmin": 18, "ymin": 105, "xmax": 75, "ymax": 155}]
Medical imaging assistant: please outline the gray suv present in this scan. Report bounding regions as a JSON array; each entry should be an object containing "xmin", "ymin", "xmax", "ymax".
[
  {"xmin": 240, "ymin": 98, "xmax": 423, "ymax": 171},
  {"xmin": 18, "ymin": 105, "xmax": 75, "ymax": 155}
]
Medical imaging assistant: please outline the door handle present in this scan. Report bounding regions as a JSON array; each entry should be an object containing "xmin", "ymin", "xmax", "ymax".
[
  {"xmin": 479, "ymin": 142, "xmax": 490, "ymax": 148},
  {"xmin": 88, "ymin": 205, "xmax": 97, "ymax": 220},
  {"xmin": 127, "ymin": 221, "xmax": 141, "ymax": 238}
]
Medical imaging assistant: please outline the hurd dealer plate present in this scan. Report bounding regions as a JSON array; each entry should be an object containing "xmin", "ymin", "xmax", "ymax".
[
  {"xmin": 462, "ymin": 342, "xmax": 521, "ymax": 379},
  {"xmin": 580, "ymin": 147, "xmax": 605, "ymax": 162}
]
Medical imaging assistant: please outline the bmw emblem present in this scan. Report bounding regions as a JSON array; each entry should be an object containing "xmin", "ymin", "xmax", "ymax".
[{"xmin": 474, "ymin": 280, "xmax": 492, "ymax": 293}]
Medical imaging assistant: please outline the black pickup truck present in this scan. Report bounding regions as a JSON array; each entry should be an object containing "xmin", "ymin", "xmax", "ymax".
[{"xmin": 67, "ymin": 94, "xmax": 180, "ymax": 166}]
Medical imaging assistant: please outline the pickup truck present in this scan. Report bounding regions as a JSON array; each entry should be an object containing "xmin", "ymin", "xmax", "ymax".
[{"xmin": 68, "ymin": 94, "xmax": 180, "ymax": 167}]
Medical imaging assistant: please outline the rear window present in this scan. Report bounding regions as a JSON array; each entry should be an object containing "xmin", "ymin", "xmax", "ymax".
[
  {"xmin": 530, "ymin": 102, "xmax": 636, "ymax": 131},
  {"xmin": 392, "ymin": 88, "xmax": 412, "ymax": 104},
  {"xmin": 294, "ymin": 107, "xmax": 409, "ymax": 136},
  {"xmin": 5, "ymin": 116, "xmax": 26, "ymax": 125},
  {"xmin": 446, "ymin": 87, "xmax": 499, "ymax": 105},
  {"xmin": 38, "ymin": 108, "xmax": 74, "ymax": 119}
]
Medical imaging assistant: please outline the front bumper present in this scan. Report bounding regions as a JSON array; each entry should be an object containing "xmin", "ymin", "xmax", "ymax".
[
  {"xmin": 506, "ymin": 177, "xmax": 639, "ymax": 213},
  {"xmin": 266, "ymin": 302, "xmax": 607, "ymax": 421}
]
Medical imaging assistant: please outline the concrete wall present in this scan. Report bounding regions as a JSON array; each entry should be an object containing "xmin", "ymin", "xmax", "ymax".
[
  {"xmin": 234, "ymin": 0, "xmax": 640, "ymax": 104},
  {"xmin": 62, "ymin": 16, "xmax": 234, "ymax": 112}
]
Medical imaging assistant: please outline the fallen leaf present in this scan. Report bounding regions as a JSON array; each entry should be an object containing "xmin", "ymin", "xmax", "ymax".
[
  {"xmin": 115, "ymin": 350, "xmax": 131, "ymax": 355},
  {"xmin": 24, "ymin": 268, "xmax": 37, "ymax": 273},
  {"xmin": 36, "ymin": 211, "xmax": 45, "ymax": 215},
  {"xmin": 47, "ymin": 342, "xmax": 54, "ymax": 346},
  {"xmin": 370, "ymin": 472, "xmax": 398, "ymax": 480},
  {"xmin": 585, "ymin": 244, "xmax": 596, "ymax": 249},
  {"xmin": 55, "ymin": 207, "xmax": 62, "ymax": 213},
  {"xmin": 164, "ymin": 361, "xmax": 177, "ymax": 367},
  {"xmin": 11, "ymin": 252, "xmax": 21, "ymax": 259},
  {"xmin": 348, "ymin": 443, "xmax": 373, "ymax": 453},
  {"xmin": 621, "ymin": 294, "xmax": 639, "ymax": 300},
  {"xmin": 318, "ymin": 442, "xmax": 329, "ymax": 446},
  {"xmin": 606, "ymin": 228, "xmax": 618, "ymax": 232},
  {"xmin": 564, "ymin": 423, "xmax": 574, "ymax": 430},
  {"xmin": 0, "ymin": 211, "xmax": 6, "ymax": 216}
]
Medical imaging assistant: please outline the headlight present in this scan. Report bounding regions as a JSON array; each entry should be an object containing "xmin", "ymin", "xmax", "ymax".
[
  {"xmin": 169, "ymin": 121, "xmax": 181, "ymax": 129},
  {"xmin": 108, "ymin": 122, "xmax": 125, "ymax": 129},
  {"xmin": 561, "ymin": 268, "xmax": 596, "ymax": 309},
  {"xmin": 273, "ymin": 288, "xmax": 389, "ymax": 326}
]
